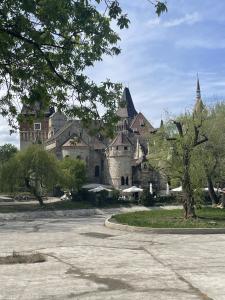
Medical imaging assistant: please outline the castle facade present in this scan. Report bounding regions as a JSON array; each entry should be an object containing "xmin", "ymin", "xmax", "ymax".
[{"xmin": 20, "ymin": 88, "xmax": 165, "ymax": 191}]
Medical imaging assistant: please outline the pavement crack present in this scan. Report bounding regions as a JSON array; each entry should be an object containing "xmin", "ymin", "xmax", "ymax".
[
  {"xmin": 141, "ymin": 246, "xmax": 214, "ymax": 300},
  {"xmin": 46, "ymin": 253, "xmax": 133, "ymax": 293}
]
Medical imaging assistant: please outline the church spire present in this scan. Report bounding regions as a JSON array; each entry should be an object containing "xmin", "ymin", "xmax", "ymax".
[
  {"xmin": 196, "ymin": 73, "xmax": 201, "ymax": 101},
  {"xmin": 194, "ymin": 74, "xmax": 204, "ymax": 114}
]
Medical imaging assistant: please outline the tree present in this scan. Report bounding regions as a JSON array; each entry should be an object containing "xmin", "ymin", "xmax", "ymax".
[
  {"xmin": 0, "ymin": 143, "xmax": 17, "ymax": 164},
  {"xmin": 0, "ymin": 0, "xmax": 167, "ymax": 132},
  {"xmin": 149, "ymin": 111, "xmax": 208, "ymax": 218},
  {"xmin": 60, "ymin": 157, "xmax": 86, "ymax": 193},
  {"xmin": 1, "ymin": 145, "xmax": 60, "ymax": 205},
  {"xmin": 192, "ymin": 103, "xmax": 225, "ymax": 205}
]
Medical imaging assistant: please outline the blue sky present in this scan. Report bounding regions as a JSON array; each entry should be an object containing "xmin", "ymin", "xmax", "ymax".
[{"xmin": 2, "ymin": 0, "xmax": 225, "ymax": 147}]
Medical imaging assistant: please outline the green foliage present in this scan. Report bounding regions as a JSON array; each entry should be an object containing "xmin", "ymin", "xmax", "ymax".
[
  {"xmin": 60, "ymin": 157, "xmax": 86, "ymax": 192},
  {"xmin": 0, "ymin": 144, "xmax": 18, "ymax": 165},
  {"xmin": 0, "ymin": 145, "xmax": 60, "ymax": 199},
  {"xmin": 139, "ymin": 189, "xmax": 155, "ymax": 206},
  {"xmin": 111, "ymin": 189, "xmax": 120, "ymax": 202},
  {"xmin": 0, "ymin": 0, "xmax": 167, "ymax": 131}
]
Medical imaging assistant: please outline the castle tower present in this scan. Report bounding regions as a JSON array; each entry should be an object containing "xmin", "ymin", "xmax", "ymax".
[
  {"xmin": 194, "ymin": 75, "xmax": 204, "ymax": 114},
  {"xmin": 106, "ymin": 132, "xmax": 132, "ymax": 189},
  {"xmin": 116, "ymin": 87, "xmax": 138, "ymax": 132},
  {"xmin": 19, "ymin": 104, "xmax": 55, "ymax": 150}
]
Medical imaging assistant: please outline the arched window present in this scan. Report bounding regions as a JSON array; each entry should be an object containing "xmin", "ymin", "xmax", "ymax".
[
  {"xmin": 95, "ymin": 165, "xmax": 100, "ymax": 177},
  {"xmin": 121, "ymin": 176, "xmax": 125, "ymax": 186},
  {"xmin": 126, "ymin": 176, "xmax": 129, "ymax": 185}
]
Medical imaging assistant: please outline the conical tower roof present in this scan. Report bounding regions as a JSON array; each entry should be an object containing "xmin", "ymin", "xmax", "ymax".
[
  {"xmin": 116, "ymin": 87, "xmax": 138, "ymax": 119},
  {"xmin": 194, "ymin": 75, "xmax": 204, "ymax": 114}
]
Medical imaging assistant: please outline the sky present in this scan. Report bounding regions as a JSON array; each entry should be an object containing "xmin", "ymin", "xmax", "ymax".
[{"xmin": 2, "ymin": 0, "xmax": 225, "ymax": 148}]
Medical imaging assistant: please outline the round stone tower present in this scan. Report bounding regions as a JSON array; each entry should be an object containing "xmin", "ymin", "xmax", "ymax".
[{"xmin": 106, "ymin": 132, "xmax": 132, "ymax": 189}]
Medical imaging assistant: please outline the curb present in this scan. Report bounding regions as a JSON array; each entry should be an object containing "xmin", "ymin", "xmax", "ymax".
[{"xmin": 105, "ymin": 217, "xmax": 225, "ymax": 234}]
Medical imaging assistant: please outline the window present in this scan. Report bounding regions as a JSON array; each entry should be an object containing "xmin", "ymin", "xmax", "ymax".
[
  {"xmin": 126, "ymin": 176, "xmax": 129, "ymax": 185},
  {"xmin": 124, "ymin": 146, "xmax": 128, "ymax": 150},
  {"xmin": 34, "ymin": 123, "xmax": 41, "ymax": 130},
  {"xmin": 121, "ymin": 176, "xmax": 125, "ymax": 186},
  {"xmin": 95, "ymin": 165, "xmax": 100, "ymax": 177},
  {"xmin": 139, "ymin": 119, "xmax": 145, "ymax": 127},
  {"xmin": 116, "ymin": 146, "xmax": 119, "ymax": 150}
]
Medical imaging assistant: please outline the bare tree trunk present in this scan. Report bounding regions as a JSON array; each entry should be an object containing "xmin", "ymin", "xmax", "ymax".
[
  {"xmin": 207, "ymin": 176, "xmax": 219, "ymax": 206},
  {"xmin": 24, "ymin": 177, "xmax": 44, "ymax": 206},
  {"xmin": 182, "ymin": 147, "xmax": 196, "ymax": 219}
]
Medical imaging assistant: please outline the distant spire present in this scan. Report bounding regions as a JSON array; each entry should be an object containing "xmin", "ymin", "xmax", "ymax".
[
  {"xmin": 194, "ymin": 74, "xmax": 204, "ymax": 114},
  {"xmin": 196, "ymin": 73, "xmax": 201, "ymax": 101}
]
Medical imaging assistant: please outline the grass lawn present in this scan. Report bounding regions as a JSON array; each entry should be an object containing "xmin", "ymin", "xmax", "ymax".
[
  {"xmin": 112, "ymin": 208, "xmax": 225, "ymax": 228},
  {"xmin": 0, "ymin": 199, "xmax": 131, "ymax": 214}
]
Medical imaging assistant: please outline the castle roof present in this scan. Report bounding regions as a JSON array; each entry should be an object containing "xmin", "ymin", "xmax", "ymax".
[
  {"xmin": 62, "ymin": 137, "xmax": 89, "ymax": 148},
  {"xmin": 109, "ymin": 132, "xmax": 133, "ymax": 147},
  {"xmin": 130, "ymin": 112, "xmax": 155, "ymax": 135},
  {"xmin": 21, "ymin": 103, "xmax": 55, "ymax": 117},
  {"xmin": 116, "ymin": 88, "xmax": 138, "ymax": 119}
]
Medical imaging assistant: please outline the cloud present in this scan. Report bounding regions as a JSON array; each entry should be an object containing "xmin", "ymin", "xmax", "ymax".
[
  {"xmin": 176, "ymin": 38, "xmax": 225, "ymax": 49},
  {"xmin": 0, "ymin": 117, "xmax": 19, "ymax": 148},
  {"xmin": 146, "ymin": 12, "xmax": 201, "ymax": 28}
]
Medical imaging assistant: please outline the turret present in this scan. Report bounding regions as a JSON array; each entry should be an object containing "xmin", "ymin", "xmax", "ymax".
[{"xmin": 106, "ymin": 132, "xmax": 132, "ymax": 189}]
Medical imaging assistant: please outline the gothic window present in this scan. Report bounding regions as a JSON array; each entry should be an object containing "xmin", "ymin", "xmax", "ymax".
[
  {"xmin": 126, "ymin": 176, "xmax": 129, "ymax": 185},
  {"xmin": 121, "ymin": 176, "xmax": 125, "ymax": 186},
  {"xmin": 95, "ymin": 165, "xmax": 100, "ymax": 177}
]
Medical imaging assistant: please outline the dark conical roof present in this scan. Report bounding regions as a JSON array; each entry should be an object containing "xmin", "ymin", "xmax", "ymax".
[
  {"xmin": 194, "ymin": 76, "xmax": 204, "ymax": 114},
  {"xmin": 116, "ymin": 88, "xmax": 138, "ymax": 119}
]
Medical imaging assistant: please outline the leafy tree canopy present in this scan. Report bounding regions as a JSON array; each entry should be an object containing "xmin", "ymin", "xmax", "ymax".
[
  {"xmin": 0, "ymin": 144, "xmax": 60, "ymax": 205},
  {"xmin": 0, "ymin": 0, "xmax": 167, "ymax": 132},
  {"xmin": 60, "ymin": 156, "xmax": 86, "ymax": 192},
  {"xmin": 0, "ymin": 143, "xmax": 18, "ymax": 164}
]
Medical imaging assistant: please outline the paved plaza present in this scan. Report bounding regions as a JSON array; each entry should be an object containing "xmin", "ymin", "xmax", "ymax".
[{"xmin": 0, "ymin": 208, "xmax": 225, "ymax": 300}]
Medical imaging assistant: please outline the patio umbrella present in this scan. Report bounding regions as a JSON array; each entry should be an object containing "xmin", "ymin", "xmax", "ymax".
[
  {"xmin": 88, "ymin": 186, "xmax": 112, "ymax": 193},
  {"xmin": 202, "ymin": 187, "xmax": 222, "ymax": 192},
  {"xmin": 123, "ymin": 186, "xmax": 143, "ymax": 193},
  {"xmin": 171, "ymin": 186, "xmax": 182, "ymax": 192}
]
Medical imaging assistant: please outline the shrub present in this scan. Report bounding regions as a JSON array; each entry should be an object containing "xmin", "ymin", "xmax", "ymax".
[{"xmin": 139, "ymin": 189, "xmax": 155, "ymax": 206}]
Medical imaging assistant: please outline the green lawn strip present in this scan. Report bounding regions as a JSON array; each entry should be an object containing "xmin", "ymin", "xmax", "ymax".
[
  {"xmin": 112, "ymin": 208, "xmax": 225, "ymax": 228},
  {"xmin": 0, "ymin": 200, "xmax": 131, "ymax": 214}
]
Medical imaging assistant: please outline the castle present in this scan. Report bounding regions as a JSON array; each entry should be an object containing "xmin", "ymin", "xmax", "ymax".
[{"xmin": 19, "ymin": 87, "xmax": 168, "ymax": 191}]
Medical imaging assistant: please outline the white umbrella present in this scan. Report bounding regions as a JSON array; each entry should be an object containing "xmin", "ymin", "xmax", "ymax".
[
  {"xmin": 123, "ymin": 186, "xmax": 143, "ymax": 193},
  {"xmin": 88, "ymin": 186, "xmax": 112, "ymax": 193},
  {"xmin": 171, "ymin": 186, "xmax": 182, "ymax": 192},
  {"xmin": 202, "ymin": 187, "xmax": 223, "ymax": 193}
]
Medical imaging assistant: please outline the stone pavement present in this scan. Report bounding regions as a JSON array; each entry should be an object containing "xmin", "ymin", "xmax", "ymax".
[{"xmin": 0, "ymin": 208, "xmax": 225, "ymax": 299}]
